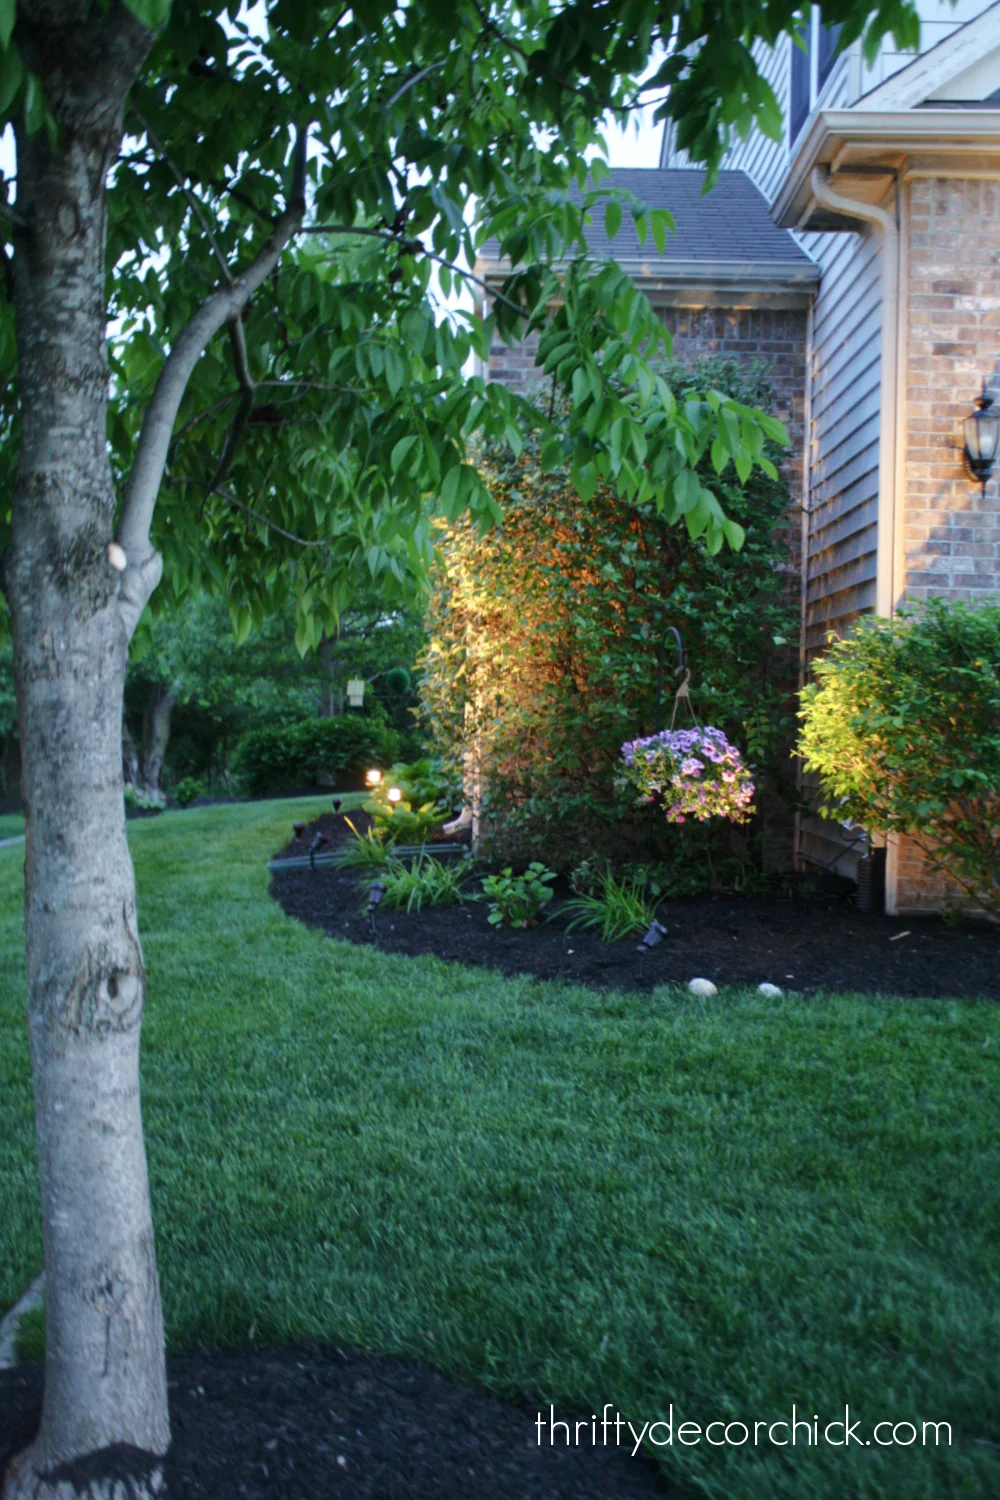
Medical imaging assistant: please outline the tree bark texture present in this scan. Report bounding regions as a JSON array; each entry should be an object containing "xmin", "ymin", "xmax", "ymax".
[
  {"xmin": 1, "ymin": 11, "xmax": 167, "ymax": 1499},
  {"xmin": 139, "ymin": 682, "xmax": 179, "ymax": 792}
]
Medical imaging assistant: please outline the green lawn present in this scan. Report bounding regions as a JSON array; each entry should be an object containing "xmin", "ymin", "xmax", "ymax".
[
  {"xmin": 1, "ymin": 799, "xmax": 998, "ymax": 1500},
  {"xmin": 0, "ymin": 811, "xmax": 24, "ymax": 841}
]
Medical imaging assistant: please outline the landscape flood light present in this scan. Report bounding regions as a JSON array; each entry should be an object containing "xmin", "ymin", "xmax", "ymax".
[
  {"xmin": 964, "ymin": 383, "xmax": 1000, "ymax": 493},
  {"xmin": 636, "ymin": 917, "xmax": 668, "ymax": 979},
  {"xmin": 309, "ymin": 831, "xmax": 329, "ymax": 870},
  {"xmin": 366, "ymin": 880, "xmax": 387, "ymax": 939}
]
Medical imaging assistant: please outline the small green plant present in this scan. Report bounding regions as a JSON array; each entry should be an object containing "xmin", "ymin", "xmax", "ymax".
[
  {"xmin": 379, "ymin": 853, "xmax": 470, "ymax": 912},
  {"xmin": 561, "ymin": 865, "xmax": 660, "ymax": 942},
  {"xmin": 174, "ymin": 776, "xmax": 207, "ymax": 808},
  {"xmin": 124, "ymin": 785, "xmax": 166, "ymax": 814},
  {"xmin": 365, "ymin": 791, "xmax": 444, "ymax": 844},
  {"xmin": 481, "ymin": 862, "xmax": 556, "ymax": 929},
  {"xmin": 340, "ymin": 817, "xmax": 392, "ymax": 868}
]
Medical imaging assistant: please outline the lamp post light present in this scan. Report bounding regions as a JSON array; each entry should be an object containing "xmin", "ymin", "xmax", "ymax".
[
  {"xmin": 293, "ymin": 821, "xmax": 305, "ymax": 840},
  {"xmin": 332, "ymin": 797, "xmax": 342, "ymax": 813},
  {"xmin": 365, "ymin": 768, "xmax": 382, "ymax": 788},
  {"xmin": 387, "ymin": 786, "xmax": 403, "ymax": 805},
  {"xmin": 963, "ymin": 383, "xmax": 1000, "ymax": 494}
]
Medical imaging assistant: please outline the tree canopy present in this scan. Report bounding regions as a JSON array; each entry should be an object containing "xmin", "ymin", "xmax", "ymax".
[{"xmin": 0, "ymin": 0, "xmax": 920, "ymax": 652}]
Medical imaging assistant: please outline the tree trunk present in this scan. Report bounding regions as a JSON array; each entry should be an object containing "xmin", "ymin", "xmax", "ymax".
[
  {"xmin": 1, "ymin": 13, "xmax": 166, "ymax": 1500},
  {"xmin": 140, "ymin": 682, "xmax": 180, "ymax": 792}
]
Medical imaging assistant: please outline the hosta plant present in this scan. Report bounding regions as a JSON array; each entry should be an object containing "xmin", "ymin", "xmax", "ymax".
[
  {"xmin": 619, "ymin": 726, "xmax": 756, "ymax": 824},
  {"xmin": 481, "ymin": 863, "xmax": 556, "ymax": 928}
]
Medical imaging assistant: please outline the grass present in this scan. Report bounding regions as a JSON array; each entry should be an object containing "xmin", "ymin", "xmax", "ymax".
[
  {"xmin": 0, "ymin": 799, "xmax": 998, "ymax": 1499},
  {"xmin": 0, "ymin": 811, "xmax": 24, "ymax": 841}
]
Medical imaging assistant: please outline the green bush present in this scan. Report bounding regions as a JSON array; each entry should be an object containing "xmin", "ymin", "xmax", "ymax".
[
  {"xmin": 174, "ymin": 776, "xmax": 207, "ymax": 807},
  {"xmin": 798, "ymin": 598, "xmax": 1000, "ymax": 918},
  {"xmin": 231, "ymin": 714, "xmax": 400, "ymax": 796},
  {"xmin": 480, "ymin": 863, "xmax": 556, "ymax": 928},
  {"xmin": 124, "ymin": 785, "xmax": 166, "ymax": 814},
  {"xmin": 420, "ymin": 358, "xmax": 797, "ymax": 877}
]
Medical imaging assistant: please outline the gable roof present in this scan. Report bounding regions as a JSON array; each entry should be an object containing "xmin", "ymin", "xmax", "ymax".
[
  {"xmin": 476, "ymin": 168, "xmax": 818, "ymax": 302},
  {"xmin": 857, "ymin": 1, "xmax": 1000, "ymax": 110}
]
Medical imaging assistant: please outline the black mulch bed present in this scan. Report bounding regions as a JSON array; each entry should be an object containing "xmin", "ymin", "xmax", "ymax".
[
  {"xmin": 272, "ymin": 812, "xmax": 1000, "ymax": 1001},
  {"xmin": 0, "ymin": 1346, "xmax": 669, "ymax": 1500}
]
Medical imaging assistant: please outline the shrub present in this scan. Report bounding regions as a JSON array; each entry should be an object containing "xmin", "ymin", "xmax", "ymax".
[
  {"xmin": 561, "ymin": 865, "xmax": 660, "ymax": 942},
  {"xmin": 378, "ymin": 852, "xmax": 471, "ymax": 912},
  {"xmin": 798, "ymin": 599, "xmax": 1000, "ymax": 919},
  {"xmin": 174, "ymin": 776, "xmax": 207, "ymax": 807},
  {"xmin": 480, "ymin": 863, "xmax": 556, "ymax": 928},
  {"xmin": 363, "ymin": 792, "xmax": 444, "ymax": 845},
  {"xmin": 231, "ymin": 714, "xmax": 400, "ymax": 796},
  {"xmin": 420, "ymin": 358, "xmax": 797, "ymax": 877},
  {"xmin": 381, "ymin": 757, "xmax": 462, "ymax": 816},
  {"xmin": 124, "ymin": 785, "xmax": 166, "ymax": 814}
]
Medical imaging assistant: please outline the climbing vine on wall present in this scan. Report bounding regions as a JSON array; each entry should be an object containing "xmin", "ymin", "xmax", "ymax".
[{"xmin": 419, "ymin": 360, "xmax": 799, "ymax": 877}]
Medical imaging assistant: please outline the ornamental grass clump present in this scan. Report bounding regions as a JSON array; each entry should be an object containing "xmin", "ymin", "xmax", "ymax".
[{"xmin": 619, "ymin": 726, "xmax": 756, "ymax": 824}]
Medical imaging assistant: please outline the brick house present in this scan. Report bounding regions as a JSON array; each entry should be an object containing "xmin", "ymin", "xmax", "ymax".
[{"xmin": 477, "ymin": 1, "xmax": 1000, "ymax": 916}]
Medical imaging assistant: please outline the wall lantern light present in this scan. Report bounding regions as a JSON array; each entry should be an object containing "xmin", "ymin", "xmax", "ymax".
[
  {"xmin": 387, "ymin": 786, "xmax": 403, "ymax": 804},
  {"xmin": 346, "ymin": 676, "xmax": 366, "ymax": 708},
  {"xmin": 963, "ymin": 383, "xmax": 1000, "ymax": 492},
  {"xmin": 365, "ymin": 768, "xmax": 382, "ymax": 788}
]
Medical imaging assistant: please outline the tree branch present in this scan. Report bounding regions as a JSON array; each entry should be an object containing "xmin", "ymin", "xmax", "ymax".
[{"xmin": 117, "ymin": 125, "xmax": 309, "ymax": 632}]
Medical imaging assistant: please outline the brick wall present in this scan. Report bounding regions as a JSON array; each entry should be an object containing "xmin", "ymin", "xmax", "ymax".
[
  {"xmin": 896, "ymin": 176, "xmax": 1000, "ymax": 912},
  {"xmin": 905, "ymin": 177, "xmax": 1000, "ymax": 605}
]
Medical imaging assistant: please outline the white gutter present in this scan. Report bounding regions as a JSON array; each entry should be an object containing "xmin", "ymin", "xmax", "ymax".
[{"xmin": 808, "ymin": 167, "xmax": 900, "ymax": 621}]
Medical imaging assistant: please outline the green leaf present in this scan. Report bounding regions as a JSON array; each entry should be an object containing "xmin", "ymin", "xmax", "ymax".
[
  {"xmin": 0, "ymin": 45, "xmax": 22, "ymax": 114},
  {"xmin": 0, "ymin": 0, "xmax": 14, "ymax": 51},
  {"xmin": 122, "ymin": 0, "xmax": 173, "ymax": 29},
  {"xmin": 390, "ymin": 435, "xmax": 419, "ymax": 475},
  {"xmin": 604, "ymin": 198, "xmax": 622, "ymax": 241},
  {"xmin": 23, "ymin": 72, "xmax": 44, "ymax": 136}
]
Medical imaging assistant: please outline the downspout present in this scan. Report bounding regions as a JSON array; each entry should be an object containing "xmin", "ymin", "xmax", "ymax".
[
  {"xmin": 809, "ymin": 167, "xmax": 900, "ymax": 618},
  {"xmin": 809, "ymin": 167, "xmax": 903, "ymax": 910},
  {"xmin": 794, "ymin": 294, "xmax": 815, "ymax": 873}
]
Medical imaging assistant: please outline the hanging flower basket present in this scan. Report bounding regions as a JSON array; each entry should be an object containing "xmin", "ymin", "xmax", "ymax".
[{"xmin": 619, "ymin": 726, "xmax": 756, "ymax": 825}]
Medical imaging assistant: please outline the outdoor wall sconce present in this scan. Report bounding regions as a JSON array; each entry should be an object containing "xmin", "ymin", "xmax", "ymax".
[
  {"xmin": 365, "ymin": 768, "xmax": 382, "ymax": 787},
  {"xmin": 367, "ymin": 880, "xmax": 387, "ymax": 939},
  {"xmin": 346, "ymin": 676, "xmax": 365, "ymax": 708},
  {"xmin": 963, "ymin": 383, "xmax": 1000, "ymax": 492},
  {"xmin": 387, "ymin": 786, "xmax": 403, "ymax": 804},
  {"xmin": 308, "ymin": 830, "xmax": 329, "ymax": 870}
]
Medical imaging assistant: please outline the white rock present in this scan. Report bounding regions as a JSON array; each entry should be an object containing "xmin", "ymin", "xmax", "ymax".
[
  {"xmin": 688, "ymin": 977, "xmax": 718, "ymax": 998},
  {"xmin": 757, "ymin": 982, "xmax": 783, "ymax": 998},
  {"xmin": 107, "ymin": 541, "xmax": 127, "ymax": 572}
]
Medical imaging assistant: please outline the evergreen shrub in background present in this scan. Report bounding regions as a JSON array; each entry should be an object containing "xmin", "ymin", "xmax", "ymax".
[{"xmin": 231, "ymin": 712, "xmax": 400, "ymax": 797}]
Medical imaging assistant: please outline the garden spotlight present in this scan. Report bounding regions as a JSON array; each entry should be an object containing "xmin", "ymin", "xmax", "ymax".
[
  {"xmin": 365, "ymin": 768, "xmax": 382, "ymax": 787},
  {"xmin": 366, "ymin": 881, "xmax": 387, "ymax": 939},
  {"xmin": 309, "ymin": 831, "xmax": 329, "ymax": 870},
  {"xmin": 636, "ymin": 917, "xmax": 667, "ymax": 979},
  {"xmin": 387, "ymin": 786, "xmax": 403, "ymax": 804}
]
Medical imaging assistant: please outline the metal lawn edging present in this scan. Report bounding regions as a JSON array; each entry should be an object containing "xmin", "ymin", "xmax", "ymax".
[{"xmin": 267, "ymin": 842, "xmax": 471, "ymax": 873}]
